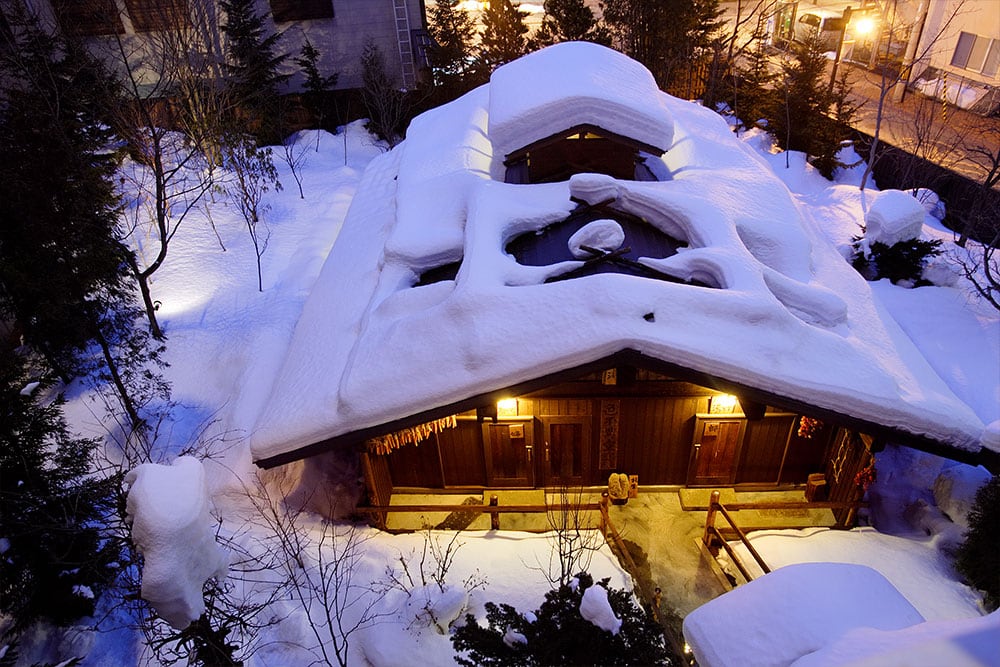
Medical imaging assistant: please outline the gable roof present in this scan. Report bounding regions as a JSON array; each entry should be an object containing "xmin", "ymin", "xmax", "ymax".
[{"xmin": 249, "ymin": 43, "xmax": 994, "ymax": 468}]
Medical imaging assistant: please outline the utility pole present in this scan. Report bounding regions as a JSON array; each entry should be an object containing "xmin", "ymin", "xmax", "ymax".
[
  {"xmin": 829, "ymin": 6, "xmax": 854, "ymax": 93},
  {"xmin": 893, "ymin": 0, "xmax": 930, "ymax": 102}
]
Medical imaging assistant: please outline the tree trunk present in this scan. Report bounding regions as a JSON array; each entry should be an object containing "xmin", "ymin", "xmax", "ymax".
[{"xmin": 95, "ymin": 328, "xmax": 143, "ymax": 430}]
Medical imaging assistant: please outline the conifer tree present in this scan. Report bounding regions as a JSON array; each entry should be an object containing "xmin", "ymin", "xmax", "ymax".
[
  {"xmin": 602, "ymin": 0, "xmax": 722, "ymax": 93},
  {"xmin": 478, "ymin": 0, "xmax": 529, "ymax": 73},
  {"xmin": 0, "ymin": 349, "xmax": 119, "ymax": 636},
  {"xmin": 765, "ymin": 35, "xmax": 857, "ymax": 179},
  {"xmin": 427, "ymin": 0, "xmax": 480, "ymax": 95},
  {"xmin": 220, "ymin": 0, "xmax": 289, "ymax": 143},
  {"xmin": 294, "ymin": 38, "xmax": 338, "ymax": 132},
  {"xmin": 531, "ymin": 0, "xmax": 610, "ymax": 49},
  {"xmin": 0, "ymin": 13, "xmax": 168, "ymax": 433}
]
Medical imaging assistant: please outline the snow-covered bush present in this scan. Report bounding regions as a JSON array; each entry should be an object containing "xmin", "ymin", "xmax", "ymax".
[
  {"xmin": 851, "ymin": 239, "xmax": 943, "ymax": 286},
  {"xmin": 955, "ymin": 475, "xmax": 1000, "ymax": 611},
  {"xmin": 451, "ymin": 572, "xmax": 672, "ymax": 666},
  {"xmin": 382, "ymin": 529, "xmax": 486, "ymax": 635},
  {"xmin": 124, "ymin": 456, "xmax": 229, "ymax": 630}
]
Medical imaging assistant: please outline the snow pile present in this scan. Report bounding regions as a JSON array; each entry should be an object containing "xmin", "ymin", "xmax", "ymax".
[
  {"xmin": 721, "ymin": 526, "xmax": 984, "ymax": 621},
  {"xmin": 933, "ymin": 464, "xmax": 993, "ymax": 529},
  {"xmin": 916, "ymin": 77, "xmax": 987, "ymax": 110},
  {"xmin": 124, "ymin": 456, "xmax": 228, "ymax": 629},
  {"xmin": 579, "ymin": 584, "xmax": 622, "ymax": 635},
  {"xmin": 568, "ymin": 219, "xmax": 625, "ymax": 258},
  {"xmin": 791, "ymin": 610, "xmax": 1000, "ymax": 667},
  {"xmin": 864, "ymin": 189, "xmax": 925, "ymax": 245},
  {"xmin": 683, "ymin": 563, "xmax": 925, "ymax": 667},
  {"xmin": 488, "ymin": 41, "xmax": 674, "ymax": 165}
]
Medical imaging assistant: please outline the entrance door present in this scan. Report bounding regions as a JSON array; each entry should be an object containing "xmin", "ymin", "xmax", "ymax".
[
  {"xmin": 539, "ymin": 417, "xmax": 591, "ymax": 486},
  {"xmin": 483, "ymin": 422, "xmax": 534, "ymax": 487},
  {"xmin": 688, "ymin": 418, "xmax": 746, "ymax": 486}
]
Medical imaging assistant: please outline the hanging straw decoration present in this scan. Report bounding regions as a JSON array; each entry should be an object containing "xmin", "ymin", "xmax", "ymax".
[{"xmin": 366, "ymin": 415, "xmax": 458, "ymax": 455}]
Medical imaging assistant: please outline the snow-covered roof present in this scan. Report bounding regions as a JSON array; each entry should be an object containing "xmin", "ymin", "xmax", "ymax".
[
  {"xmin": 487, "ymin": 41, "xmax": 674, "ymax": 162},
  {"xmin": 249, "ymin": 42, "xmax": 992, "ymax": 466}
]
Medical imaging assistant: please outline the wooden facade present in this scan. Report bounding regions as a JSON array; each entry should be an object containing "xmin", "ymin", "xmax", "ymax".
[{"xmin": 379, "ymin": 367, "xmax": 834, "ymax": 492}]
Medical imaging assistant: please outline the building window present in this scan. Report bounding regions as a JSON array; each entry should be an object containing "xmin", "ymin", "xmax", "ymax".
[
  {"xmin": 268, "ymin": 0, "xmax": 334, "ymax": 22},
  {"xmin": 124, "ymin": 0, "xmax": 189, "ymax": 32},
  {"xmin": 951, "ymin": 31, "xmax": 1000, "ymax": 77},
  {"xmin": 51, "ymin": 0, "xmax": 124, "ymax": 36}
]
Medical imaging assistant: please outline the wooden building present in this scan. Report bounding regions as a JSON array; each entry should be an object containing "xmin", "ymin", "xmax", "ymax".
[{"xmin": 249, "ymin": 43, "xmax": 992, "ymax": 516}]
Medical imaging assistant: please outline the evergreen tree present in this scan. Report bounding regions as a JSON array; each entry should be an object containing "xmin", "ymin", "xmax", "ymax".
[
  {"xmin": 602, "ymin": 0, "xmax": 722, "ymax": 94},
  {"xmin": 955, "ymin": 476, "xmax": 1000, "ymax": 611},
  {"xmin": 478, "ymin": 0, "xmax": 529, "ymax": 73},
  {"xmin": 220, "ymin": 0, "xmax": 288, "ymax": 143},
  {"xmin": 531, "ymin": 0, "xmax": 610, "ymax": 49},
  {"xmin": 427, "ymin": 0, "xmax": 480, "ymax": 96},
  {"xmin": 0, "ymin": 13, "xmax": 169, "ymax": 432},
  {"xmin": 0, "ymin": 349, "xmax": 119, "ymax": 636},
  {"xmin": 730, "ymin": 22, "xmax": 776, "ymax": 131},
  {"xmin": 764, "ymin": 35, "xmax": 858, "ymax": 179},
  {"xmin": 294, "ymin": 38, "xmax": 338, "ymax": 132},
  {"xmin": 452, "ymin": 572, "xmax": 673, "ymax": 666},
  {"xmin": 0, "ymin": 20, "xmax": 130, "ymax": 381}
]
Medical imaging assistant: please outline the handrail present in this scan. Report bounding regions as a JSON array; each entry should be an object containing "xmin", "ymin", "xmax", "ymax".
[{"xmin": 700, "ymin": 490, "xmax": 868, "ymax": 583}]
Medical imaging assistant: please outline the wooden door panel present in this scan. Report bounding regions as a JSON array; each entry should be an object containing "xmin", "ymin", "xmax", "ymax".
[
  {"xmin": 689, "ymin": 418, "xmax": 745, "ymax": 486},
  {"xmin": 484, "ymin": 423, "xmax": 533, "ymax": 487},
  {"xmin": 540, "ymin": 417, "xmax": 591, "ymax": 487}
]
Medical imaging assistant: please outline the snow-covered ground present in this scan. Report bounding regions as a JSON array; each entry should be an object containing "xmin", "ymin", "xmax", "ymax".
[{"xmin": 13, "ymin": 75, "xmax": 998, "ymax": 664}]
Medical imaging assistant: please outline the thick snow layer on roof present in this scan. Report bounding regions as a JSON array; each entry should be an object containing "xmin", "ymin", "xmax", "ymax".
[
  {"xmin": 682, "ymin": 563, "xmax": 926, "ymax": 667},
  {"xmin": 249, "ymin": 44, "xmax": 989, "ymax": 464},
  {"xmin": 487, "ymin": 42, "xmax": 674, "ymax": 166}
]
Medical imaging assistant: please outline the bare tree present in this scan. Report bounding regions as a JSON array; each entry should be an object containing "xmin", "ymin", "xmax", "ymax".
[
  {"xmin": 223, "ymin": 136, "xmax": 280, "ymax": 291},
  {"xmin": 100, "ymin": 0, "xmax": 232, "ymax": 339},
  {"xmin": 540, "ymin": 487, "xmax": 605, "ymax": 587},
  {"xmin": 859, "ymin": 0, "xmax": 967, "ymax": 192},
  {"xmin": 251, "ymin": 481, "xmax": 391, "ymax": 667},
  {"xmin": 279, "ymin": 132, "xmax": 309, "ymax": 198}
]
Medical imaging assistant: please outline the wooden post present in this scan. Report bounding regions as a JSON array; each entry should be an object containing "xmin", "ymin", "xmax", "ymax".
[
  {"xmin": 489, "ymin": 494, "xmax": 499, "ymax": 530},
  {"xmin": 702, "ymin": 490, "xmax": 721, "ymax": 547},
  {"xmin": 599, "ymin": 491, "xmax": 609, "ymax": 535}
]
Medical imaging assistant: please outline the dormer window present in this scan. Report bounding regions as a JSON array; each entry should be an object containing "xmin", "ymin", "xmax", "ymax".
[{"xmin": 504, "ymin": 124, "xmax": 665, "ymax": 184}]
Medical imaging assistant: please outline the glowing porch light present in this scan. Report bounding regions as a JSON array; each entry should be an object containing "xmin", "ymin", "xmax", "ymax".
[
  {"xmin": 710, "ymin": 394, "xmax": 739, "ymax": 413},
  {"xmin": 853, "ymin": 16, "xmax": 876, "ymax": 36},
  {"xmin": 497, "ymin": 398, "xmax": 518, "ymax": 417}
]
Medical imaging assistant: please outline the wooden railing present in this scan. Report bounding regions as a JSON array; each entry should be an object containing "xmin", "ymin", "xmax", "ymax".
[
  {"xmin": 354, "ymin": 497, "xmax": 603, "ymax": 531},
  {"xmin": 701, "ymin": 490, "xmax": 869, "ymax": 584}
]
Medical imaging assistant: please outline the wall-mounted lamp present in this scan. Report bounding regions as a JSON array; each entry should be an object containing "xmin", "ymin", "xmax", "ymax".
[
  {"xmin": 709, "ymin": 394, "xmax": 739, "ymax": 414},
  {"xmin": 497, "ymin": 398, "xmax": 518, "ymax": 417}
]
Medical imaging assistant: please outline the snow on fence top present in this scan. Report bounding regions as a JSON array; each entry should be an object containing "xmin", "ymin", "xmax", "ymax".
[{"xmin": 487, "ymin": 41, "xmax": 674, "ymax": 162}]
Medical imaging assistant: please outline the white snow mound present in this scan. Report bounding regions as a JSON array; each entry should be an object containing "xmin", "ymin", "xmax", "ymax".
[
  {"xmin": 933, "ymin": 464, "xmax": 993, "ymax": 529},
  {"xmin": 125, "ymin": 456, "xmax": 228, "ymax": 629},
  {"xmin": 579, "ymin": 584, "xmax": 622, "ymax": 635},
  {"xmin": 865, "ymin": 189, "xmax": 926, "ymax": 245}
]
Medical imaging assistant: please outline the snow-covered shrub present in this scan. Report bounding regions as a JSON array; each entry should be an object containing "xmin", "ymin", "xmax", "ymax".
[
  {"xmin": 383, "ymin": 529, "xmax": 486, "ymax": 634},
  {"xmin": 451, "ymin": 572, "xmax": 672, "ymax": 666},
  {"xmin": 851, "ymin": 238, "xmax": 943, "ymax": 286},
  {"xmin": 955, "ymin": 476, "xmax": 1000, "ymax": 611}
]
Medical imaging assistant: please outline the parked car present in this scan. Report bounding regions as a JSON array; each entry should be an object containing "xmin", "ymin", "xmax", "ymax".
[{"xmin": 793, "ymin": 9, "xmax": 846, "ymax": 51}]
